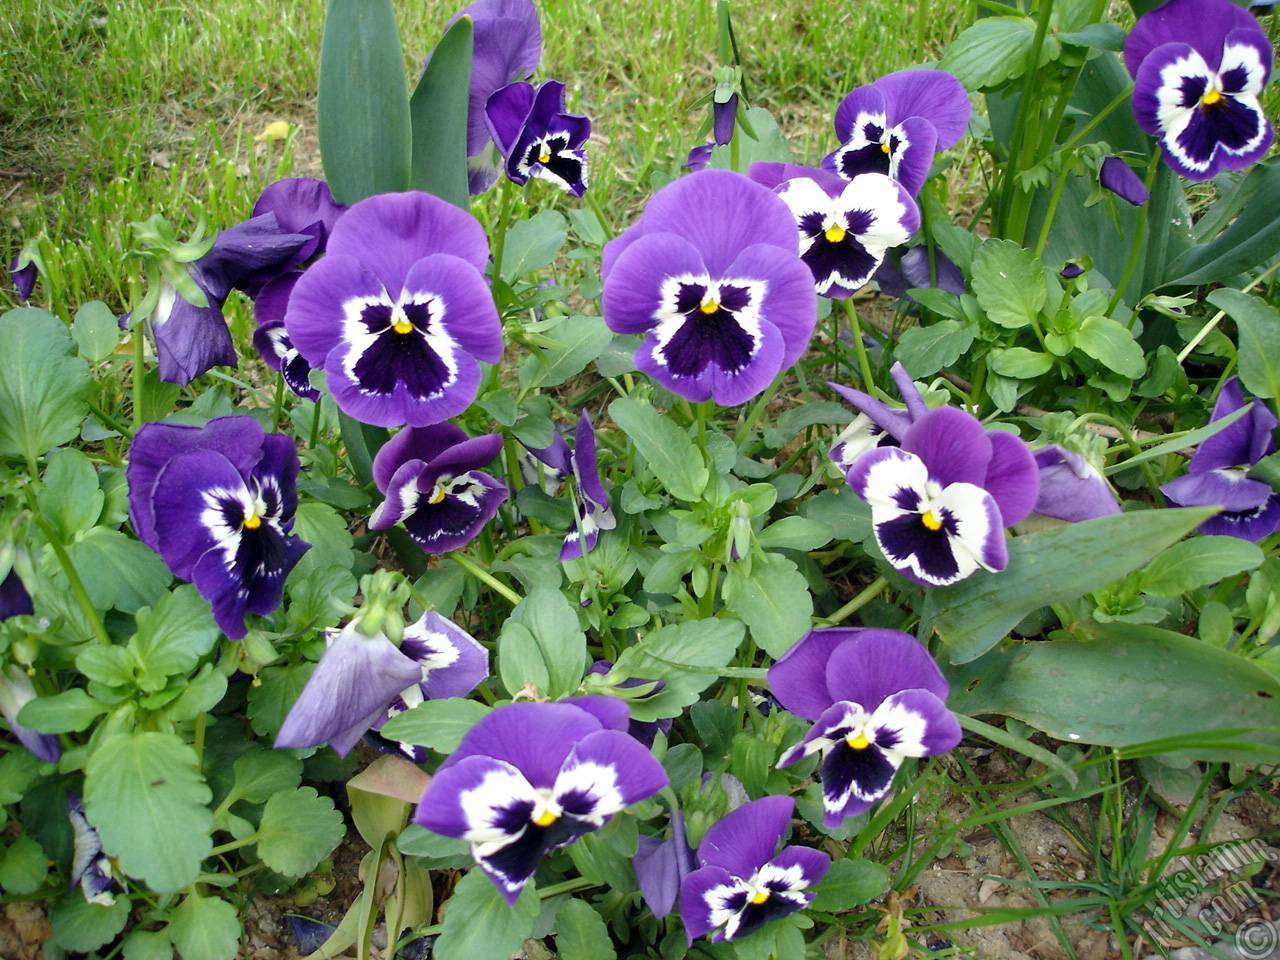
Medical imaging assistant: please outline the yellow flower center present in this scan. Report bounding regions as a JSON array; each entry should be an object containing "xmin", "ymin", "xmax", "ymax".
[
  {"xmin": 699, "ymin": 293, "xmax": 720, "ymax": 315},
  {"xmin": 824, "ymin": 224, "xmax": 847, "ymax": 244},
  {"xmin": 391, "ymin": 306, "xmax": 413, "ymax": 335},
  {"xmin": 847, "ymin": 733, "xmax": 872, "ymax": 750},
  {"xmin": 539, "ymin": 147, "xmax": 552, "ymax": 163},
  {"xmin": 533, "ymin": 810, "xmax": 558, "ymax": 828},
  {"xmin": 921, "ymin": 510, "xmax": 943, "ymax": 531},
  {"xmin": 1202, "ymin": 88, "xmax": 1223, "ymax": 107},
  {"xmin": 750, "ymin": 891, "xmax": 769, "ymax": 905},
  {"xmin": 243, "ymin": 512, "xmax": 262, "ymax": 530},
  {"xmin": 880, "ymin": 140, "xmax": 891, "ymax": 154},
  {"xmin": 429, "ymin": 483, "xmax": 447, "ymax": 505}
]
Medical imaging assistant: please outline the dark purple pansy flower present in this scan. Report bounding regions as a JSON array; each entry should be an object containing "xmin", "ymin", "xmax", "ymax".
[
  {"xmin": 0, "ymin": 665, "xmax": 60, "ymax": 764},
  {"xmin": 485, "ymin": 80, "xmax": 590, "ymax": 196},
  {"xmin": 713, "ymin": 92, "xmax": 738, "ymax": 146},
  {"xmin": 679, "ymin": 796, "xmax": 830, "ymax": 942},
  {"xmin": 601, "ymin": 170, "xmax": 818, "ymax": 406},
  {"xmin": 1099, "ymin": 157, "xmax": 1150, "ymax": 206},
  {"xmin": 1162, "ymin": 376, "xmax": 1280, "ymax": 541},
  {"xmin": 873, "ymin": 245, "xmax": 966, "ymax": 301},
  {"xmin": 846, "ymin": 406, "xmax": 1039, "ymax": 586},
  {"xmin": 1124, "ymin": 0, "xmax": 1273, "ymax": 181},
  {"xmin": 127, "ymin": 416, "xmax": 310, "ymax": 639},
  {"xmin": 749, "ymin": 163, "xmax": 919, "ymax": 299},
  {"xmin": 9, "ymin": 254, "xmax": 36, "ymax": 302},
  {"xmin": 369, "ymin": 423, "xmax": 509, "ymax": 555},
  {"xmin": 561, "ymin": 411, "xmax": 616, "ymax": 561},
  {"xmin": 684, "ymin": 143, "xmax": 715, "ymax": 172},
  {"xmin": 252, "ymin": 274, "xmax": 320, "ymax": 402},
  {"xmin": 414, "ymin": 701, "xmax": 668, "ymax": 904},
  {"xmin": 68, "ymin": 793, "xmax": 115, "ymax": 906},
  {"xmin": 284, "ymin": 192, "xmax": 502, "ymax": 427},
  {"xmin": 277, "ymin": 610, "xmax": 488, "ymax": 757},
  {"xmin": 1060, "ymin": 262, "xmax": 1086, "ymax": 280},
  {"xmin": 0, "ymin": 567, "xmax": 33, "ymax": 621},
  {"xmin": 823, "ymin": 69, "xmax": 970, "ymax": 197},
  {"xmin": 241, "ymin": 177, "xmax": 349, "ymax": 296},
  {"xmin": 1032, "ymin": 445, "xmax": 1120, "ymax": 523},
  {"xmin": 634, "ymin": 810, "xmax": 695, "ymax": 920},
  {"xmin": 770, "ymin": 629, "xmax": 961, "ymax": 827},
  {"xmin": 827, "ymin": 362, "xmax": 929, "ymax": 471}
]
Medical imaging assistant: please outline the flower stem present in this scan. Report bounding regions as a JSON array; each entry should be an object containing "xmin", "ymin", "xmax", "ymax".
[
  {"xmin": 491, "ymin": 179, "xmax": 515, "ymax": 282},
  {"xmin": 843, "ymin": 299, "xmax": 876, "ymax": 392},
  {"xmin": 271, "ymin": 372, "xmax": 285, "ymax": 433},
  {"xmin": 25, "ymin": 489, "xmax": 110, "ymax": 645},
  {"xmin": 817, "ymin": 576, "xmax": 888, "ymax": 627},
  {"xmin": 1105, "ymin": 150, "xmax": 1161, "ymax": 315},
  {"xmin": 132, "ymin": 324, "xmax": 147, "ymax": 433},
  {"xmin": 450, "ymin": 551, "xmax": 523, "ymax": 606},
  {"xmin": 736, "ymin": 372, "xmax": 782, "ymax": 450}
]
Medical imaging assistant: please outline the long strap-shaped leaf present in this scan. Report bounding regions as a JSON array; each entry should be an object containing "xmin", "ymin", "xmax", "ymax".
[
  {"xmin": 318, "ymin": 0, "xmax": 412, "ymax": 204},
  {"xmin": 409, "ymin": 15, "xmax": 474, "ymax": 210}
]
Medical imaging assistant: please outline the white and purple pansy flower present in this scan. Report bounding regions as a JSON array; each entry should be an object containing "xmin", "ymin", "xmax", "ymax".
[
  {"xmin": 561, "ymin": 410, "xmax": 616, "ymax": 561},
  {"xmin": 846, "ymin": 406, "xmax": 1039, "ymax": 587},
  {"xmin": 823, "ymin": 69, "xmax": 970, "ymax": 197},
  {"xmin": 679, "ymin": 796, "xmax": 830, "ymax": 943},
  {"xmin": 769, "ymin": 628, "xmax": 961, "ymax": 828},
  {"xmin": 369, "ymin": 423, "xmax": 509, "ymax": 555},
  {"xmin": 826, "ymin": 362, "xmax": 929, "ymax": 471},
  {"xmin": 414, "ymin": 701, "xmax": 668, "ymax": 904},
  {"xmin": 485, "ymin": 79, "xmax": 590, "ymax": 196},
  {"xmin": 68, "ymin": 792, "xmax": 115, "ymax": 906},
  {"xmin": 127, "ymin": 417, "xmax": 310, "ymax": 639},
  {"xmin": 1124, "ymin": 0, "xmax": 1274, "ymax": 181},
  {"xmin": 1162, "ymin": 376, "xmax": 1280, "ymax": 542},
  {"xmin": 252, "ymin": 273, "xmax": 320, "ymax": 402},
  {"xmin": 601, "ymin": 170, "xmax": 818, "ymax": 406},
  {"xmin": 748, "ymin": 163, "xmax": 919, "ymax": 299},
  {"xmin": 284, "ymin": 191, "xmax": 502, "ymax": 428}
]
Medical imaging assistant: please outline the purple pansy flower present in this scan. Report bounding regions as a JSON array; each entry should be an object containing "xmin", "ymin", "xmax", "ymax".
[
  {"xmin": 770, "ymin": 629, "xmax": 961, "ymax": 827},
  {"xmin": 873, "ymin": 245, "xmax": 966, "ymax": 302},
  {"xmin": 9, "ymin": 254, "xmax": 36, "ymax": 302},
  {"xmin": 823, "ymin": 69, "xmax": 971, "ymax": 197},
  {"xmin": 0, "ymin": 566, "xmax": 33, "ymax": 621},
  {"xmin": 242, "ymin": 177, "xmax": 348, "ymax": 296},
  {"xmin": 748, "ymin": 163, "xmax": 919, "ymax": 299},
  {"xmin": 284, "ymin": 192, "xmax": 502, "ymax": 428},
  {"xmin": 827, "ymin": 362, "xmax": 930, "ymax": 471},
  {"xmin": 369, "ymin": 423, "xmax": 509, "ymax": 555},
  {"xmin": 561, "ymin": 411, "xmax": 616, "ymax": 561},
  {"xmin": 1162, "ymin": 376, "xmax": 1280, "ymax": 541},
  {"xmin": 1124, "ymin": 0, "xmax": 1273, "ymax": 181},
  {"xmin": 1099, "ymin": 157, "xmax": 1150, "ymax": 206},
  {"xmin": 601, "ymin": 170, "xmax": 818, "ymax": 406},
  {"xmin": 0, "ymin": 665, "xmax": 60, "ymax": 764},
  {"xmin": 1032, "ymin": 445, "xmax": 1120, "ymax": 523},
  {"xmin": 126, "ymin": 416, "xmax": 310, "ymax": 639},
  {"xmin": 414, "ymin": 701, "xmax": 668, "ymax": 904},
  {"xmin": 679, "ymin": 796, "xmax": 830, "ymax": 942},
  {"xmin": 252, "ymin": 274, "xmax": 320, "ymax": 402},
  {"xmin": 485, "ymin": 80, "xmax": 590, "ymax": 196},
  {"xmin": 684, "ymin": 143, "xmax": 715, "ymax": 172},
  {"xmin": 846, "ymin": 406, "xmax": 1039, "ymax": 586},
  {"xmin": 276, "ymin": 610, "xmax": 488, "ymax": 757},
  {"xmin": 633, "ymin": 810, "xmax": 695, "ymax": 920},
  {"xmin": 586, "ymin": 660, "xmax": 671, "ymax": 748},
  {"xmin": 68, "ymin": 793, "xmax": 115, "ymax": 906},
  {"xmin": 713, "ymin": 93, "xmax": 738, "ymax": 147}
]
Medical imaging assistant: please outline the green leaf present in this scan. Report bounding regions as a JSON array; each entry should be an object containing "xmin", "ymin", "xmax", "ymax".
[
  {"xmin": 1071, "ymin": 315, "xmax": 1146, "ymax": 378},
  {"xmin": 159, "ymin": 663, "xmax": 227, "ymax": 722},
  {"xmin": 287, "ymin": 563, "xmax": 358, "ymax": 631},
  {"xmin": 318, "ymin": 0, "xmax": 411, "ymax": 203},
  {"xmin": 290, "ymin": 501, "xmax": 356, "ymax": 577},
  {"xmin": 0, "ymin": 307, "xmax": 91, "ymax": 465},
  {"xmin": 941, "ymin": 17, "xmax": 1051, "ymax": 90},
  {"xmin": 612, "ymin": 618, "xmax": 745, "ymax": 721},
  {"xmin": 227, "ymin": 748, "xmax": 304, "ymax": 805},
  {"xmin": 130, "ymin": 585, "xmax": 220, "ymax": 691},
  {"xmin": 247, "ymin": 661, "xmax": 315, "ymax": 738},
  {"xmin": 77, "ymin": 645, "xmax": 134, "ymax": 687},
  {"xmin": 893, "ymin": 320, "xmax": 976, "ymax": 378},
  {"xmin": 72, "ymin": 300, "xmax": 121, "ymax": 361},
  {"xmin": 987, "ymin": 346, "xmax": 1054, "ymax": 380},
  {"xmin": 518, "ymin": 314, "xmax": 612, "ymax": 392},
  {"xmin": 972, "ymin": 239, "xmax": 1046, "ymax": 329},
  {"xmin": 0, "ymin": 834, "xmax": 47, "ymax": 894},
  {"xmin": 947, "ymin": 623, "xmax": 1280, "ymax": 759},
  {"xmin": 803, "ymin": 486, "xmax": 872, "ymax": 543},
  {"xmin": 432, "ymin": 870, "xmax": 539, "ymax": 960},
  {"xmin": 1138, "ymin": 536, "xmax": 1263, "ymax": 596},
  {"xmin": 501, "ymin": 209, "xmax": 569, "ymax": 279},
  {"xmin": 755, "ymin": 517, "xmax": 834, "ymax": 552},
  {"xmin": 808, "ymin": 858, "xmax": 889, "ymax": 912},
  {"xmin": 505, "ymin": 586, "xmax": 587, "ymax": 699},
  {"xmin": 722, "ymin": 554, "xmax": 812, "ymax": 658},
  {"xmin": 1209, "ymin": 288, "xmax": 1280, "ymax": 400},
  {"xmin": 37, "ymin": 449, "xmax": 103, "ymax": 541},
  {"xmin": 49, "ymin": 893, "xmax": 130, "ymax": 953},
  {"xmin": 381, "ymin": 697, "xmax": 492, "ymax": 752},
  {"xmin": 17, "ymin": 687, "xmax": 108, "ymax": 733},
  {"xmin": 761, "ymin": 401, "xmax": 850, "ymax": 449},
  {"xmin": 408, "ymin": 14, "xmax": 472, "ymax": 208},
  {"xmin": 256, "ymin": 786, "xmax": 346, "ymax": 877},
  {"xmin": 920, "ymin": 507, "xmax": 1217, "ymax": 663},
  {"xmin": 169, "ymin": 893, "xmax": 241, "ymax": 960},
  {"xmin": 609, "ymin": 398, "xmax": 708, "ymax": 502},
  {"xmin": 1164, "ymin": 163, "xmax": 1280, "ymax": 288},
  {"xmin": 63, "ymin": 526, "xmax": 172, "ymax": 614},
  {"xmin": 124, "ymin": 929, "xmax": 177, "ymax": 960},
  {"xmin": 397, "ymin": 825, "xmax": 472, "ymax": 865},
  {"xmin": 335, "ymin": 411, "xmax": 389, "ymax": 489},
  {"xmin": 555, "ymin": 898, "xmax": 616, "ymax": 960},
  {"xmin": 84, "ymin": 731, "xmax": 213, "ymax": 893}
]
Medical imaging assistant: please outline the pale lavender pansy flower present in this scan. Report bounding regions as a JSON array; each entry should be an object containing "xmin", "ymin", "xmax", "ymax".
[
  {"xmin": 414, "ymin": 701, "xmax": 668, "ymax": 904},
  {"xmin": 369, "ymin": 423, "xmax": 509, "ymax": 555},
  {"xmin": 633, "ymin": 810, "xmax": 695, "ymax": 920},
  {"xmin": 846, "ymin": 406, "xmax": 1039, "ymax": 586},
  {"xmin": 68, "ymin": 793, "xmax": 115, "ymax": 906},
  {"xmin": 826, "ymin": 362, "xmax": 929, "ymax": 471},
  {"xmin": 1099, "ymin": 157, "xmax": 1150, "ymax": 206},
  {"xmin": 284, "ymin": 192, "xmax": 502, "ymax": 428},
  {"xmin": 873, "ymin": 245, "xmax": 966, "ymax": 301},
  {"xmin": 561, "ymin": 410, "xmax": 615, "ymax": 561},
  {"xmin": 823, "ymin": 69, "xmax": 970, "ymax": 197},
  {"xmin": 748, "ymin": 163, "xmax": 920, "ymax": 299},
  {"xmin": 1032, "ymin": 445, "xmax": 1120, "ymax": 522},
  {"xmin": 601, "ymin": 170, "xmax": 818, "ymax": 406},
  {"xmin": 770, "ymin": 629, "xmax": 961, "ymax": 827},
  {"xmin": 9, "ymin": 254, "xmax": 36, "ymax": 302},
  {"xmin": 1162, "ymin": 376, "xmax": 1280, "ymax": 541},
  {"xmin": 127, "ymin": 417, "xmax": 310, "ymax": 639},
  {"xmin": 1124, "ymin": 0, "xmax": 1273, "ymax": 181},
  {"xmin": 0, "ymin": 665, "xmax": 59, "ymax": 764},
  {"xmin": 679, "ymin": 796, "xmax": 830, "ymax": 943},
  {"xmin": 485, "ymin": 80, "xmax": 590, "ymax": 196}
]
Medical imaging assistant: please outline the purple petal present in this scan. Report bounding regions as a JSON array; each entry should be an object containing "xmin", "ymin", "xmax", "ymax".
[
  {"xmin": 767, "ymin": 845, "xmax": 831, "ymax": 890},
  {"xmin": 253, "ymin": 320, "xmax": 320, "ymax": 402},
  {"xmin": 695, "ymin": 796, "xmax": 792, "ymax": 877},
  {"xmin": 150, "ymin": 279, "xmax": 237, "ymax": 386},
  {"xmin": 252, "ymin": 177, "xmax": 347, "ymax": 247},
  {"xmin": 559, "ymin": 695, "xmax": 631, "ymax": 733},
  {"xmin": 0, "ymin": 567, "xmax": 33, "ymax": 621},
  {"xmin": 275, "ymin": 623, "xmax": 424, "ymax": 754},
  {"xmin": 875, "ymin": 245, "xmax": 967, "ymax": 300},
  {"xmin": 870, "ymin": 689, "xmax": 961, "ymax": 758},
  {"xmin": 821, "ymin": 630, "xmax": 950, "ymax": 713},
  {"xmin": 901, "ymin": 407, "xmax": 992, "ymax": 490},
  {"xmin": 819, "ymin": 740, "xmax": 898, "ymax": 827},
  {"xmin": 201, "ymin": 213, "xmax": 313, "ymax": 299},
  {"xmin": 871, "ymin": 479, "xmax": 1008, "ymax": 586},
  {"xmin": 68, "ymin": 792, "xmax": 114, "ymax": 905},
  {"xmin": 679, "ymin": 865, "xmax": 739, "ymax": 943},
  {"xmin": 602, "ymin": 232, "xmax": 708, "ymax": 335},
  {"xmin": 1099, "ymin": 157, "xmax": 1150, "ymax": 206},
  {"xmin": 1190, "ymin": 376, "xmax": 1278, "ymax": 472},
  {"xmin": 555, "ymin": 728, "xmax": 669, "ymax": 821},
  {"xmin": 767, "ymin": 627, "xmax": 866, "ymax": 721},
  {"xmin": 832, "ymin": 84, "xmax": 887, "ymax": 146},
  {"xmin": 881, "ymin": 116, "xmax": 939, "ymax": 196},
  {"xmin": 9, "ymin": 255, "xmax": 36, "ymax": 302},
  {"xmin": 0, "ymin": 666, "xmax": 60, "ymax": 764},
  {"xmin": 149, "ymin": 449, "xmax": 255, "ymax": 579},
  {"xmin": 373, "ymin": 423, "xmax": 471, "ymax": 493},
  {"xmin": 484, "ymin": 81, "xmax": 536, "ymax": 156},
  {"xmin": 523, "ymin": 427, "xmax": 572, "ymax": 478},
  {"xmin": 1124, "ymin": 0, "xmax": 1263, "ymax": 78},
  {"xmin": 1162, "ymin": 469, "xmax": 1275, "ymax": 513},
  {"xmin": 827, "ymin": 382, "xmax": 915, "ymax": 443},
  {"xmin": 414, "ymin": 753, "xmax": 537, "ymax": 840},
  {"xmin": 713, "ymin": 93, "xmax": 737, "ymax": 146},
  {"xmin": 726, "ymin": 242, "xmax": 818, "ymax": 370},
  {"xmin": 399, "ymin": 469, "xmax": 508, "ymax": 554},
  {"xmin": 982, "ymin": 429, "xmax": 1040, "ymax": 526},
  {"xmin": 633, "ymin": 812, "xmax": 695, "ymax": 919},
  {"xmin": 748, "ymin": 162, "xmax": 846, "ymax": 196},
  {"xmin": 889, "ymin": 362, "xmax": 930, "ymax": 421},
  {"xmin": 873, "ymin": 69, "xmax": 971, "ymax": 150},
  {"xmin": 370, "ymin": 460, "xmax": 430, "ymax": 530},
  {"xmin": 401, "ymin": 611, "xmax": 490, "ymax": 701},
  {"xmin": 283, "ymin": 255, "xmax": 386, "ymax": 366},
  {"xmin": 449, "ymin": 0, "xmax": 543, "ymax": 156},
  {"xmin": 1032, "ymin": 445, "xmax": 1120, "ymax": 522},
  {"xmin": 684, "ymin": 143, "xmax": 714, "ymax": 172},
  {"xmin": 1197, "ymin": 492, "xmax": 1280, "ymax": 541},
  {"xmin": 440, "ymin": 701, "xmax": 604, "ymax": 788}
]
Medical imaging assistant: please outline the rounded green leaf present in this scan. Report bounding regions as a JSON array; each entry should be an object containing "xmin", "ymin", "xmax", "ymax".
[{"xmin": 0, "ymin": 307, "xmax": 91, "ymax": 465}]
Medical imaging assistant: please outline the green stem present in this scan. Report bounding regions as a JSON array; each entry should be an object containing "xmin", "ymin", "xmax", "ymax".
[
  {"xmin": 736, "ymin": 373, "xmax": 783, "ymax": 449},
  {"xmin": 210, "ymin": 833, "xmax": 260, "ymax": 858},
  {"xmin": 87, "ymin": 397, "xmax": 133, "ymax": 439},
  {"xmin": 1105, "ymin": 150, "xmax": 1161, "ymax": 315},
  {"xmin": 308, "ymin": 396, "xmax": 323, "ymax": 447},
  {"xmin": 450, "ymin": 551, "xmax": 523, "ymax": 606},
  {"xmin": 193, "ymin": 712, "xmax": 206, "ymax": 767},
  {"xmin": 133, "ymin": 322, "xmax": 147, "ymax": 432},
  {"xmin": 271, "ymin": 372, "xmax": 285, "ymax": 433},
  {"xmin": 817, "ymin": 576, "xmax": 888, "ymax": 627},
  {"xmin": 490, "ymin": 179, "xmax": 515, "ymax": 282},
  {"xmin": 1057, "ymin": 86, "xmax": 1133, "ymax": 155},
  {"xmin": 584, "ymin": 189, "xmax": 616, "ymax": 242},
  {"xmin": 843, "ymin": 299, "xmax": 876, "ymax": 391},
  {"xmin": 26, "ymin": 491, "xmax": 110, "ymax": 645},
  {"xmin": 1176, "ymin": 260, "xmax": 1280, "ymax": 363},
  {"xmin": 1034, "ymin": 163, "xmax": 1072, "ymax": 260},
  {"xmin": 999, "ymin": 0, "xmax": 1056, "ymax": 242},
  {"xmin": 537, "ymin": 876, "xmax": 597, "ymax": 899}
]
